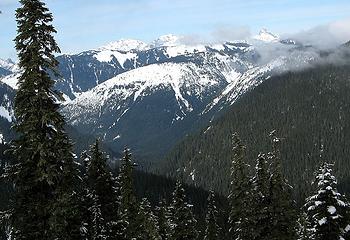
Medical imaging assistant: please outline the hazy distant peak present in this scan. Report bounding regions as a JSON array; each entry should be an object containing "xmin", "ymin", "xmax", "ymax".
[
  {"xmin": 253, "ymin": 28, "xmax": 279, "ymax": 42},
  {"xmin": 149, "ymin": 34, "xmax": 183, "ymax": 48},
  {"xmin": 99, "ymin": 39, "xmax": 148, "ymax": 52}
]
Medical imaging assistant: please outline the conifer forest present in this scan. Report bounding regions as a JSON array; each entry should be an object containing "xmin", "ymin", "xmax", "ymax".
[{"xmin": 1, "ymin": 0, "xmax": 350, "ymax": 239}]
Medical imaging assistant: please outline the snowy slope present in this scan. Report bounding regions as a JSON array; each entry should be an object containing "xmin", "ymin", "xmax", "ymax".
[
  {"xmin": 62, "ymin": 62, "xmax": 227, "ymax": 155},
  {"xmin": 0, "ymin": 31, "xmax": 321, "ymax": 158},
  {"xmin": 0, "ymin": 58, "xmax": 16, "ymax": 72},
  {"xmin": 0, "ymin": 83, "xmax": 15, "ymax": 122}
]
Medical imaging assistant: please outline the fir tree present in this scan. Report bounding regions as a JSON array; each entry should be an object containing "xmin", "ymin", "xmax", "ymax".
[
  {"xmin": 267, "ymin": 131, "xmax": 297, "ymax": 240},
  {"xmin": 169, "ymin": 181, "xmax": 198, "ymax": 240},
  {"xmin": 89, "ymin": 191, "xmax": 107, "ymax": 240},
  {"xmin": 9, "ymin": 0, "xmax": 81, "ymax": 238},
  {"xmin": 250, "ymin": 154, "xmax": 271, "ymax": 240},
  {"xmin": 296, "ymin": 212, "xmax": 312, "ymax": 240},
  {"xmin": 85, "ymin": 140, "xmax": 124, "ymax": 240},
  {"xmin": 136, "ymin": 198, "xmax": 161, "ymax": 240},
  {"xmin": 228, "ymin": 133, "xmax": 252, "ymax": 240},
  {"xmin": 204, "ymin": 190, "xmax": 220, "ymax": 240},
  {"xmin": 119, "ymin": 147, "xmax": 139, "ymax": 239},
  {"xmin": 304, "ymin": 162, "xmax": 350, "ymax": 240},
  {"xmin": 156, "ymin": 199, "xmax": 171, "ymax": 240}
]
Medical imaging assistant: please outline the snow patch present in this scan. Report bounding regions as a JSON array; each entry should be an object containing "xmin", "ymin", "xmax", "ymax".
[
  {"xmin": 1, "ymin": 73, "xmax": 19, "ymax": 89},
  {"xmin": 0, "ymin": 106, "xmax": 12, "ymax": 122},
  {"xmin": 113, "ymin": 135, "xmax": 121, "ymax": 140},
  {"xmin": 328, "ymin": 206, "xmax": 336, "ymax": 214},
  {"xmin": 318, "ymin": 217, "xmax": 327, "ymax": 226}
]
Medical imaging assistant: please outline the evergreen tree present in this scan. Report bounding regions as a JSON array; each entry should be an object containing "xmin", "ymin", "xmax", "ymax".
[
  {"xmin": 304, "ymin": 162, "xmax": 350, "ymax": 240},
  {"xmin": 89, "ymin": 191, "xmax": 107, "ymax": 240},
  {"xmin": 169, "ymin": 181, "xmax": 198, "ymax": 240},
  {"xmin": 8, "ymin": 0, "xmax": 81, "ymax": 238},
  {"xmin": 85, "ymin": 140, "xmax": 124, "ymax": 240},
  {"xmin": 296, "ymin": 212, "xmax": 312, "ymax": 240},
  {"xmin": 136, "ymin": 198, "xmax": 161, "ymax": 240},
  {"xmin": 80, "ymin": 150, "xmax": 94, "ymax": 240},
  {"xmin": 204, "ymin": 190, "xmax": 220, "ymax": 240},
  {"xmin": 228, "ymin": 133, "xmax": 252, "ymax": 240},
  {"xmin": 156, "ymin": 199, "xmax": 171, "ymax": 240},
  {"xmin": 250, "ymin": 154, "xmax": 271, "ymax": 240},
  {"xmin": 119, "ymin": 147, "xmax": 139, "ymax": 239},
  {"xmin": 267, "ymin": 131, "xmax": 297, "ymax": 240}
]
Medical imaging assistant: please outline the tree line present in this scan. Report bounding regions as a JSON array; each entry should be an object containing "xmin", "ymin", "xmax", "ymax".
[{"xmin": 160, "ymin": 60, "xmax": 350, "ymax": 202}]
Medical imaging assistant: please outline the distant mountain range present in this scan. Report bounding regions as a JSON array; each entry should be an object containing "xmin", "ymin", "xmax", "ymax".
[{"xmin": 0, "ymin": 30, "xmax": 343, "ymax": 162}]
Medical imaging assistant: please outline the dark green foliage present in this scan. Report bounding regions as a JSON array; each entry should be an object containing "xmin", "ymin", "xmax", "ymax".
[
  {"xmin": 304, "ymin": 163, "xmax": 350, "ymax": 240},
  {"xmin": 0, "ymin": 143, "xmax": 13, "ymax": 240},
  {"xmin": 119, "ymin": 148, "xmax": 140, "ymax": 239},
  {"xmin": 204, "ymin": 191, "xmax": 220, "ymax": 240},
  {"xmin": 136, "ymin": 198, "xmax": 161, "ymax": 240},
  {"xmin": 296, "ymin": 213, "xmax": 312, "ymax": 240},
  {"xmin": 156, "ymin": 199, "xmax": 171, "ymax": 240},
  {"xmin": 161, "ymin": 62, "xmax": 350, "ymax": 203},
  {"xmin": 267, "ymin": 131, "xmax": 298, "ymax": 240},
  {"xmin": 7, "ymin": 0, "xmax": 81, "ymax": 238},
  {"xmin": 85, "ymin": 140, "xmax": 125, "ymax": 239},
  {"xmin": 227, "ymin": 133, "xmax": 251, "ymax": 239},
  {"xmin": 169, "ymin": 181, "xmax": 198, "ymax": 240},
  {"xmin": 89, "ymin": 192, "xmax": 107, "ymax": 240},
  {"xmin": 249, "ymin": 154, "xmax": 271, "ymax": 240}
]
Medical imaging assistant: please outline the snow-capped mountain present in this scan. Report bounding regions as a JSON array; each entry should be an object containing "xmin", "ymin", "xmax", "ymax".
[
  {"xmin": 99, "ymin": 39, "xmax": 149, "ymax": 52},
  {"xmin": 0, "ymin": 58, "xmax": 16, "ymax": 77},
  {"xmin": 0, "ymin": 58, "xmax": 15, "ymax": 71},
  {"xmin": 61, "ymin": 41, "xmax": 259, "ymax": 156},
  {"xmin": 0, "ymin": 30, "xmax": 320, "ymax": 159},
  {"xmin": 60, "ymin": 32, "xmax": 320, "ymax": 158},
  {"xmin": 253, "ymin": 28, "xmax": 279, "ymax": 42}
]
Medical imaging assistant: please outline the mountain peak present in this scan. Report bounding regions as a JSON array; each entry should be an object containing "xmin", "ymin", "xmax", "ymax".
[
  {"xmin": 150, "ymin": 34, "xmax": 182, "ymax": 48},
  {"xmin": 99, "ymin": 39, "xmax": 148, "ymax": 52},
  {"xmin": 253, "ymin": 28, "xmax": 279, "ymax": 42},
  {"xmin": 0, "ymin": 58, "xmax": 14, "ymax": 69}
]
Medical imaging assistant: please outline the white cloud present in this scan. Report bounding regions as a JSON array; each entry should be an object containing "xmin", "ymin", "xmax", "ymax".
[
  {"xmin": 285, "ymin": 18, "xmax": 350, "ymax": 49},
  {"xmin": 211, "ymin": 25, "xmax": 251, "ymax": 43}
]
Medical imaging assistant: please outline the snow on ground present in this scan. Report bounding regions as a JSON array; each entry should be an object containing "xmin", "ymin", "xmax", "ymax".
[
  {"xmin": 67, "ymin": 62, "xmax": 220, "ymax": 116},
  {"xmin": 0, "ymin": 106, "xmax": 12, "ymax": 122},
  {"xmin": 1, "ymin": 73, "xmax": 19, "ymax": 89}
]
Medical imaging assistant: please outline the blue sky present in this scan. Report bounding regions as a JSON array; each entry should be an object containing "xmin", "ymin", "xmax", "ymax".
[{"xmin": 1, "ymin": 0, "xmax": 350, "ymax": 59}]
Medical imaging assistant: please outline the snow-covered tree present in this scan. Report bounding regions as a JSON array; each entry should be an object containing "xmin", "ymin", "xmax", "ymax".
[
  {"xmin": 119, "ymin": 148, "xmax": 139, "ymax": 239},
  {"xmin": 169, "ymin": 181, "xmax": 198, "ymax": 240},
  {"xmin": 228, "ymin": 133, "xmax": 252, "ymax": 240},
  {"xmin": 156, "ymin": 199, "xmax": 171, "ymax": 240},
  {"xmin": 204, "ymin": 190, "xmax": 220, "ymax": 240},
  {"xmin": 296, "ymin": 212, "xmax": 312, "ymax": 240},
  {"xmin": 85, "ymin": 140, "xmax": 125, "ymax": 239},
  {"xmin": 89, "ymin": 192, "xmax": 107, "ymax": 240},
  {"xmin": 304, "ymin": 162, "xmax": 350, "ymax": 240},
  {"xmin": 137, "ymin": 198, "xmax": 161, "ymax": 240}
]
